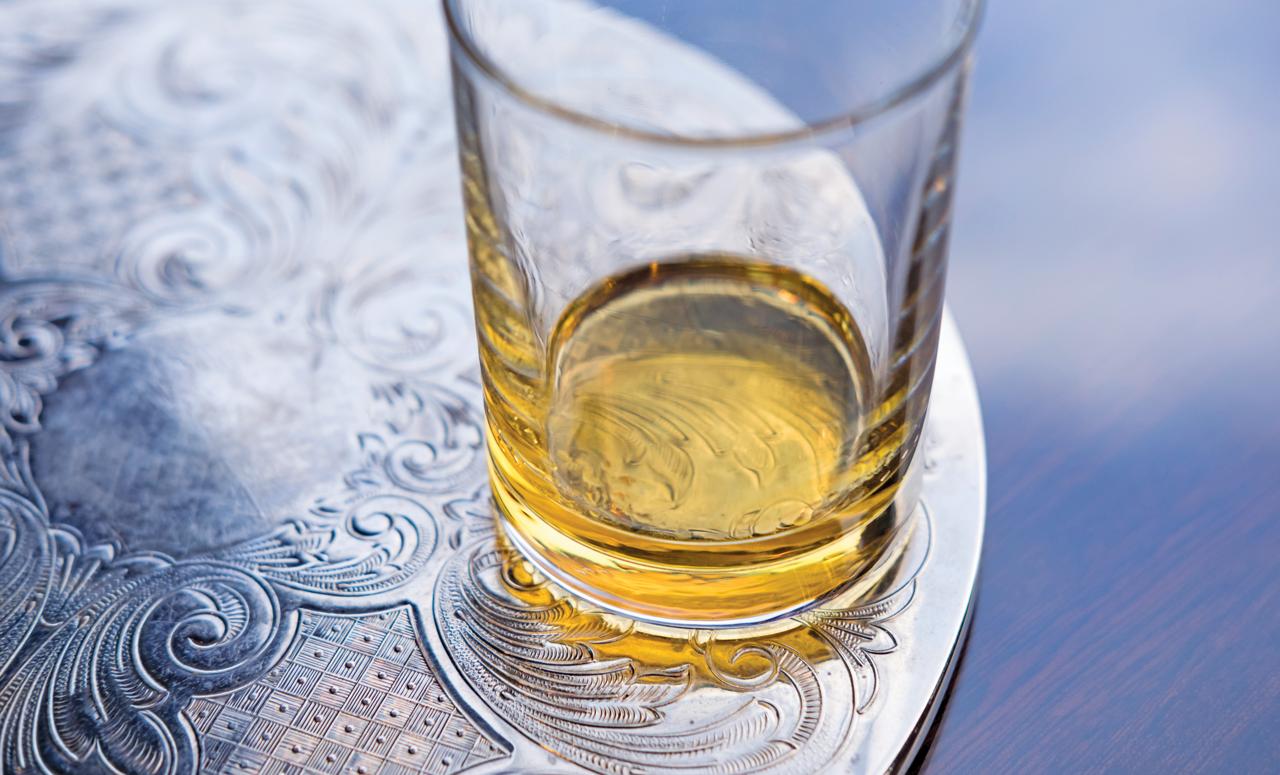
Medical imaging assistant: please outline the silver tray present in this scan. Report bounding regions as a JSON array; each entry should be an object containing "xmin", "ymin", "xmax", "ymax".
[{"xmin": 0, "ymin": 2, "xmax": 986, "ymax": 773}]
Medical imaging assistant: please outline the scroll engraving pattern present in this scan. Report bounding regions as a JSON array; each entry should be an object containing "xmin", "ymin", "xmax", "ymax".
[
  {"xmin": 0, "ymin": 1, "xmax": 923, "ymax": 773},
  {"xmin": 436, "ymin": 536, "xmax": 915, "ymax": 774},
  {"xmin": 0, "ymin": 283, "xmax": 147, "ymax": 444},
  {"xmin": 0, "ymin": 351, "xmax": 490, "ymax": 774},
  {"xmin": 0, "ymin": 441, "xmax": 292, "ymax": 774},
  {"xmin": 0, "ymin": 276, "xmax": 492, "ymax": 773}
]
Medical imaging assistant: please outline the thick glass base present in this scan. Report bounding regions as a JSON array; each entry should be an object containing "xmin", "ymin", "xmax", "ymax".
[{"xmin": 489, "ymin": 454, "xmax": 923, "ymax": 628}]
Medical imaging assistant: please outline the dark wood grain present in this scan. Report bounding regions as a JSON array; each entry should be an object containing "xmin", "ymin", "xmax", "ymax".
[
  {"xmin": 620, "ymin": 2, "xmax": 1280, "ymax": 772},
  {"xmin": 931, "ymin": 3, "xmax": 1280, "ymax": 768},
  {"xmin": 933, "ymin": 2, "xmax": 1280, "ymax": 771}
]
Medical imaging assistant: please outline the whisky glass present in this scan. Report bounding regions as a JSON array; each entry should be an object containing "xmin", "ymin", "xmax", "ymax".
[{"xmin": 444, "ymin": 0, "xmax": 982, "ymax": 626}]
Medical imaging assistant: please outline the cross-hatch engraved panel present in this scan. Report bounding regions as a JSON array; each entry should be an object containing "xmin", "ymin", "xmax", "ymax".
[
  {"xmin": 0, "ymin": 119, "xmax": 192, "ymax": 278},
  {"xmin": 191, "ymin": 609, "xmax": 506, "ymax": 775}
]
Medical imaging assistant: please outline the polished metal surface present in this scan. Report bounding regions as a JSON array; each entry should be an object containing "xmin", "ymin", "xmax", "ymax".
[{"xmin": 0, "ymin": 2, "xmax": 986, "ymax": 773}]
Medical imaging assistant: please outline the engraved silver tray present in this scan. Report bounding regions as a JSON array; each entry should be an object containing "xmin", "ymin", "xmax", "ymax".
[{"xmin": 0, "ymin": 2, "xmax": 986, "ymax": 773}]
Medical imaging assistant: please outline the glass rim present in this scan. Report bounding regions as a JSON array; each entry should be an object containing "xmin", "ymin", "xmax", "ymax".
[{"xmin": 442, "ymin": 0, "xmax": 986, "ymax": 148}]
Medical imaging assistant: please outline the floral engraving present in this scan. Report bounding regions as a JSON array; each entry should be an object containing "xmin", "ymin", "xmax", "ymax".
[
  {"xmin": 0, "ymin": 1, "xmax": 939, "ymax": 773},
  {"xmin": 436, "ymin": 534, "xmax": 917, "ymax": 773}
]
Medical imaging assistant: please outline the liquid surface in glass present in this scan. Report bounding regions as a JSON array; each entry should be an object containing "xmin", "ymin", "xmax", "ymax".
[
  {"xmin": 475, "ymin": 252, "xmax": 915, "ymax": 624},
  {"xmin": 548, "ymin": 259, "xmax": 863, "ymax": 539}
]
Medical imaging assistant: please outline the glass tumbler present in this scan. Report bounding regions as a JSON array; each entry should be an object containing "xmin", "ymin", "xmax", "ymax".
[{"xmin": 444, "ymin": 0, "xmax": 982, "ymax": 626}]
